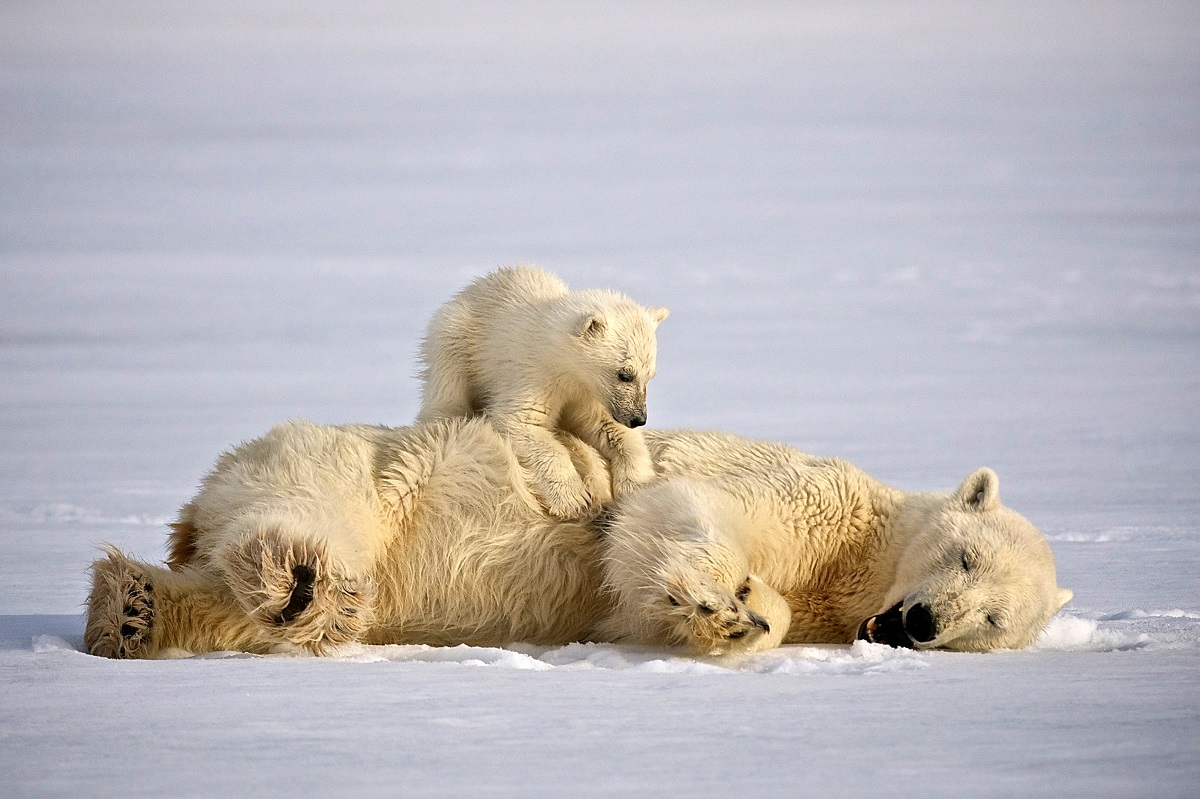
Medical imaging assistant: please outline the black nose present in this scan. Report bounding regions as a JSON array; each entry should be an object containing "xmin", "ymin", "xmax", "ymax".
[
  {"xmin": 904, "ymin": 603, "xmax": 937, "ymax": 643},
  {"xmin": 627, "ymin": 414, "xmax": 646, "ymax": 428}
]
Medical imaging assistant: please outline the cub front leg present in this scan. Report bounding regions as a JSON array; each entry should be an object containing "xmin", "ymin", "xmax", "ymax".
[
  {"xmin": 554, "ymin": 430, "xmax": 615, "ymax": 509},
  {"xmin": 586, "ymin": 414, "xmax": 657, "ymax": 498},
  {"xmin": 491, "ymin": 407, "xmax": 598, "ymax": 519}
]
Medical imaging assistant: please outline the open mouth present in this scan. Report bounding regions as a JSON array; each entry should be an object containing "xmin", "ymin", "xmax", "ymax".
[{"xmin": 856, "ymin": 601, "xmax": 916, "ymax": 649}]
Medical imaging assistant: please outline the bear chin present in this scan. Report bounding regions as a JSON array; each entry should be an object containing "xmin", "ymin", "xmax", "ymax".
[{"xmin": 856, "ymin": 602, "xmax": 916, "ymax": 649}]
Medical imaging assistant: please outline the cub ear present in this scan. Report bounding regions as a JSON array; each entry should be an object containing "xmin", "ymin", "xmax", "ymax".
[
  {"xmin": 1054, "ymin": 588, "xmax": 1073, "ymax": 613},
  {"xmin": 576, "ymin": 312, "xmax": 607, "ymax": 340},
  {"xmin": 647, "ymin": 307, "xmax": 670, "ymax": 326},
  {"xmin": 953, "ymin": 467, "xmax": 1000, "ymax": 511}
]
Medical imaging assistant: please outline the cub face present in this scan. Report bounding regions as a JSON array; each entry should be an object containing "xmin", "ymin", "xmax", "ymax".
[
  {"xmin": 574, "ymin": 305, "xmax": 668, "ymax": 428},
  {"xmin": 861, "ymin": 468, "xmax": 1073, "ymax": 652}
]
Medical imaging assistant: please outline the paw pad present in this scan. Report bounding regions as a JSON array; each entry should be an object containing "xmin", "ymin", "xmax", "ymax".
[{"xmin": 275, "ymin": 565, "xmax": 316, "ymax": 624}]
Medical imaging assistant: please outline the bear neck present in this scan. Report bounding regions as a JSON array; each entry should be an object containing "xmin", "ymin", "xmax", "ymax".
[
  {"xmin": 875, "ymin": 490, "xmax": 951, "ymax": 574},
  {"xmin": 759, "ymin": 464, "xmax": 907, "ymax": 643}
]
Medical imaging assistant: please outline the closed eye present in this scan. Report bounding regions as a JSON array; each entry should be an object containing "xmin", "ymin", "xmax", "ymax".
[
  {"xmin": 986, "ymin": 614, "xmax": 1000, "ymax": 628},
  {"xmin": 617, "ymin": 370, "xmax": 635, "ymax": 383},
  {"xmin": 961, "ymin": 552, "xmax": 972, "ymax": 572}
]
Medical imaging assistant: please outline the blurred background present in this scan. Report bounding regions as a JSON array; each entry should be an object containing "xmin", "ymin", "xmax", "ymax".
[{"xmin": 1, "ymin": 1, "xmax": 1198, "ymax": 613}]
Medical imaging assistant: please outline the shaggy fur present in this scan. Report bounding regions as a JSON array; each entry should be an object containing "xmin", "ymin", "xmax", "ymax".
[
  {"xmin": 598, "ymin": 478, "xmax": 792, "ymax": 655},
  {"xmin": 616, "ymin": 434, "xmax": 1073, "ymax": 652},
  {"xmin": 84, "ymin": 420, "xmax": 1070, "ymax": 659},
  {"xmin": 417, "ymin": 266, "xmax": 669, "ymax": 519}
]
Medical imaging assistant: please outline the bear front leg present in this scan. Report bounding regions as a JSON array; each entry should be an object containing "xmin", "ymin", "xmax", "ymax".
[{"xmin": 661, "ymin": 573, "xmax": 791, "ymax": 656}]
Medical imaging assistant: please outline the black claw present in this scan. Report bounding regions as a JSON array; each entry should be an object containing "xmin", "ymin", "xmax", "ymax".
[
  {"xmin": 728, "ymin": 630, "xmax": 748, "ymax": 640},
  {"xmin": 120, "ymin": 623, "xmax": 137, "ymax": 638},
  {"xmin": 124, "ymin": 606, "xmax": 137, "ymax": 617},
  {"xmin": 698, "ymin": 603, "xmax": 715, "ymax": 615}
]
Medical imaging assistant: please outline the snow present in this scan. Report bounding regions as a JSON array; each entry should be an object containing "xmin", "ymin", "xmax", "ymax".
[{"xmin": 1, "ymin": 1, "xmax": 1198, "ymax": 796}]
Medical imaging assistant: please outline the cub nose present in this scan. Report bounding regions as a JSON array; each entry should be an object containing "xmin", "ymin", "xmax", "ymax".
[
  {"xmin": 904, "ymin": 603, "xmax": 937, "ymax": 643},
  {"xmin": 626, "ymin": 414, "xmax": 646, "ymax": 428}
]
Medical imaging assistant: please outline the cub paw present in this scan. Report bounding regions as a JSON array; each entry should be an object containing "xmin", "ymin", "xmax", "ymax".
[
  {"xmin": 664, "ymin": 574, "xmax": 790, "ymax": 656},
  {"xmin": 535, "ymin": 473, "xmax": 601, "ymax": 520},
  {"xmin": 219, "ymin": 530, "xmax": 373, "ymax": 653},
  {"xmin": 85, "ymin": 550, "xmax": 157, "ymax": 659},
  {"xmin": 610, "ymin": 463, "xmax": 657, "ymax": 499}
]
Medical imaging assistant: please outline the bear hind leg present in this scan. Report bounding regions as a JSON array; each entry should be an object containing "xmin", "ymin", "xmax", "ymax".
[
  {"xmin": 217, "ymin": 527, "xmax": 374, "ymax": 653},
  {"xmin": 85, "ymin": 548, "xmax": 157, "ymax": 659}
]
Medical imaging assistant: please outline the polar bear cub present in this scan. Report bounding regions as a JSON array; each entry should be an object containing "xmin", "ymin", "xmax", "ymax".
[{"xmin": 418, "ymin": 266, "xmax": 669, "ymax": 518}]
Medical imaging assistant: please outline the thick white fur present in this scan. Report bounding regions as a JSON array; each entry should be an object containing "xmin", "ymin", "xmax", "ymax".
[
  {"xmin": 598, "ymin": 478, "xmax": 792, "ymax": 655},
  {"xmin": 84, "ymin": 421, "xmax": 1071, "ymax": 658},
  {"xmin": 417, "ymin": 266, "xmax": 669, "ymax": 519},
  {"xmin": 617, "ymin": 432, "xmax": 1072, "ymax": 652}
]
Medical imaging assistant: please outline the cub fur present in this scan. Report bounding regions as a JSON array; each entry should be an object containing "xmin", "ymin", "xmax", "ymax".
[{"xmin": 417, "ymin": 266, "xmax": 668, "ymax": 518}]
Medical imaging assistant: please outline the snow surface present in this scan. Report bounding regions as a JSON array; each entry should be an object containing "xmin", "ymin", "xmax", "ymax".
[{"xmin": 1, "ymin": 1, "xmax": 1198, "ymax": 796}]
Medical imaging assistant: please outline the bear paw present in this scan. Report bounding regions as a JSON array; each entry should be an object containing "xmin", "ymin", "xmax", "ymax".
[
  {"xmin": 663, "ymin": 574, "xmax": 789, "ymax": 656},
  {"xmin": 85, "ymin": 550, "xmax": 157, "ymax": 659},
  {"xmin": 219, "ymin": 531, "xmax": 374, "ymax": 654}
]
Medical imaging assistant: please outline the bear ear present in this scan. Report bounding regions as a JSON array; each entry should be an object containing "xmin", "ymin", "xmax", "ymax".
[
  {"xmin": 953, "ymin": 467, "xmax": 1000, "ymax": 511},
  {"xmin": 1053, "ymin": 588, "xmax": 1073, "ymax": 613},
  {"xmin": 576, "ymin": 312, "xmax": 607, "ymax": 340},
  {"xmin": 648, "ymin": 307, "xmax": 670, "ymax": 326}
]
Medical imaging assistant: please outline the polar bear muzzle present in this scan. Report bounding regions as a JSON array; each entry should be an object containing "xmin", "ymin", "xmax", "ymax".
[{"xmin": 856, "ymin": 601, "xmax": 937, "ymax": 648}]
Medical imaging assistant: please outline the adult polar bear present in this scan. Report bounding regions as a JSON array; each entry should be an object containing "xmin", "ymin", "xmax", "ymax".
[{"xmin": 85, "ymin": 418, "xmax": 1071, "ymax": 659}]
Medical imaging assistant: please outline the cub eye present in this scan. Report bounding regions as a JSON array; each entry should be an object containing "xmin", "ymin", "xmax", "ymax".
[
  {"xmin": 961, "ymin": 552, "xmax": 972, "ymax": 572},
  {"xmin": 617, "ymin": 370, "xmax": 635, "ymax": 383},
  {"xmin": 986, "ymin": 614, "xmax": 1000, "ymax": 628},
  {"xmin": 735, "ymin": 581, "xmax": 751, "ymax": 601}
]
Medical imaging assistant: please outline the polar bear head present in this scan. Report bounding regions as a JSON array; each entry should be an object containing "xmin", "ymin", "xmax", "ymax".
[
  {"xmin": 860, "ymin": 468, "xmax": 1072, "ymax": 652},
  {"xmin": 569, "ymin": 292, "xmax": 669, "ymax": 428}
]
